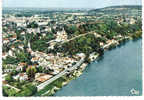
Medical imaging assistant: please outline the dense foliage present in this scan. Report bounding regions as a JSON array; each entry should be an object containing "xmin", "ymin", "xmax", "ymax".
[
  {"xmin": 30, "ymin": 33, "xmax": 55, "ymax": 52},
  {"xmin": 27, "ymin": 21, "xmax": 39, "ymax": 28},
  {"xmin": 55, "ymin": 34, "xmax": 101, "ymax": 55},
  {"xmin": 26, "ymin": 66, "xmax": 37, "ymax": 80},
  {"xmin": 15, "ymin": 84, "xmax": 37, "ymax": 96},
  {"xmin": 3, "ymin": 83, "xmax": 37, "ymax": 97}
]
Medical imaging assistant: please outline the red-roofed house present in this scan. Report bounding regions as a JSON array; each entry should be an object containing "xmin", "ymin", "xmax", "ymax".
[
  {"xmin": 3, "ymin": 38, "xmax": 9, "ymax": 44},
  {"xmin": 16, "ymin": 62, "xmax": 27, "ymax": 71}
]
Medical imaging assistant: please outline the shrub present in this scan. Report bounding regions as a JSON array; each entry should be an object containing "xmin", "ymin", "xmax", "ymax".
[
  {"xmin": 3, "ymin": 56, "xmax": 19, "ymax": 64},
  {"xmin": 3, "ymin": 86, "xmax": 18, "ymax": 97},
  {"xmin": 10, "ymin": 70, "xmax": 18, "ymax": 76},
  {"xmin": 26, "ymin": 66, "xmax": 37, "ymax": 80},
  {"xmin": 15, "ymin": 84, "xmax": 37, "ymax": 97},
  {"xmin": 5, "ymin": 74, "xmax": 14, "ymax": 83}
]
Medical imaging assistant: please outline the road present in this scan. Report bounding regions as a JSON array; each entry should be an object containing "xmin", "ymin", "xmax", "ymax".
[
  {"xmin": 37, "ymin": 57, "xmax": 85, "ymax": 91},
  {"xmin": 37, "ymin": 31, "xmax": 100, "ymax": 91},
  {"xmin": 4, "ymin": 84, "xmax": 20, "ymax": 92},
  {"xmin": 59, "ymin": 31, "xmax": 99, "ymax": 45},
  {"xmin": 47, "ymin": 31, "xmax": 98, "ymax": 46}
]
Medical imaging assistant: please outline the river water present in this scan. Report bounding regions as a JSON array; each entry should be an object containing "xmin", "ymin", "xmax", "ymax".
[{"xmin": 54, "ymin": 39, "xmax": 142, "ymax": 96}]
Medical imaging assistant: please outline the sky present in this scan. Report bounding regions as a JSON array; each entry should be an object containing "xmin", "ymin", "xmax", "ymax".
[{"xmin": 3, "ymin": 0, "xmax": 142, "ymax": 8}]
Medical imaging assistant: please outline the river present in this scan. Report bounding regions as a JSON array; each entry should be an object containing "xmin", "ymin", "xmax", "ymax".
[{"xmin": 54, "ymin": 39, "xmax": 142, "ymax": 96}]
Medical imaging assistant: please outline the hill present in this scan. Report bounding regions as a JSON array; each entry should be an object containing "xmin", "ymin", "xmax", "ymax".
[{"xmin": 88, "ymin": 5, "xmax": 142, "ymax": 16}]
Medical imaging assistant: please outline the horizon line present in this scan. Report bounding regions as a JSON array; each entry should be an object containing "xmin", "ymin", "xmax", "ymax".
[{"xmin": 2, "ymin": 4, "xmax": 142, "ymax": 9}]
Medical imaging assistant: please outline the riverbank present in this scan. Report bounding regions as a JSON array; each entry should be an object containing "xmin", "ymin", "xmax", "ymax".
[
  {"xmin": 55, "ymin": 39, "xmax": 142, "ymax": 96},
  {"xmin": 34, "ymin": 62, "xmax": 88, "ymax": 96},
  {"xmin": 35, "ymin": 35, "xmax": 140, "ymax": 96}
]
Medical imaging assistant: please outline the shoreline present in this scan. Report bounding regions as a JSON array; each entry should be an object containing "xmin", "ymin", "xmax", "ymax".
[{"xmin": 36, "ymin": 36, "xmax": 138, "ymax": 96}]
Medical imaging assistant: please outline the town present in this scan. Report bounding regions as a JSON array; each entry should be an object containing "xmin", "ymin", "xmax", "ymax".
[{"xmin": 2, "ymin": 5, "xmax": 142, "ymax": 96}]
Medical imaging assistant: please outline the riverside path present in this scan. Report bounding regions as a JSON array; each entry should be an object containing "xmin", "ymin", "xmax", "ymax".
[{"xmin": 37, "ymin": 57, "xmax": 85, "ymax": 91}]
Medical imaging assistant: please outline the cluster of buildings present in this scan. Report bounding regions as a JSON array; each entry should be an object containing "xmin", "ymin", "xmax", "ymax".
[{"xmin": 2, "ymin": 8, "xmax": 141, "ymax": 94}]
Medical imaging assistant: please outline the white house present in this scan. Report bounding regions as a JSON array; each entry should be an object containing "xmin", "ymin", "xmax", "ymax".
[
  {"xmin": 13, "ymin": 73, "xmax": 28, "ymax": 81},
  {"xmin": 18, "ymin": 44, "xmax": 24, "ymax": 50},
  {"xmin": 8, "ymin": 50, "xmax": 14, "ymax": 57},
  {"xmin": 20, "ymin": 31, "xmax": 26, "ymax": 35},
  {"xmin": 3, "ymin": 38, "xmax": 9, "ymax": 44},
  {"xmin": 2, "ymin": 52, "xmax": 8, "ymax": 59},
  {"xmin": 56, "ymin": 28, "xmax": 67, "ymax": 42},
  {"xmin": 16, "ymin": 62, "xmax": 27, "ymax": 71}
]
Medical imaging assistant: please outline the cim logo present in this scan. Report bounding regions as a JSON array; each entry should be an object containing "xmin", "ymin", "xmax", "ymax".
[{"xmin": 130, "ymin": 88, "xmax": 140, "ymax": 95}]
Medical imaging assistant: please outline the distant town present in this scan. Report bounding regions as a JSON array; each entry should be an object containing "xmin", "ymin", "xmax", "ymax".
[{"xmin": 2, "ymin": 5, "xmax": 142, "ymax": 96}]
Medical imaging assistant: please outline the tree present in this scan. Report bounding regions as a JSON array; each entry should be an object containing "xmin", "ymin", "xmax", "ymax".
[
  {"xmin": 37, "ymin": 66, "xmax": 43, "ymax": 73},
  {"xmin": 84, "ymin": 54, "xmax": 91, "ymax": 63},
  {"xmin": 15, "ymin": 51, "xmax": 31, "ymax": 63},
  {"xmin": 5, "ymin": 74, "xmax": 14, "ymax": 83},
  {"xmin": 3, "ymin": 86, "xmax": 17, "ymax": 96},
  {"xmin": 3, "ymin": 86, "xmax": 8, "ymax": 96},
  {"xmin": 15, "ymin": 84, "xmax": 37, "ymax": 97},
  {"xmin": 15, "ymin": 30, "xmax": 21, "ymax": 40},
  {"xmin": 27, "ymin": 21, "xmax": 38, "ymax": 28},
  {"xmin": 26, "ymin": 66, "xmax": 37, "ymax": 80},
  {"xmin": 132, "ymin": 30, "xmax": 142, "ymax": 39},
  {"xmin": 10, "ymin": 70, "xmax": 18, "ymax": 76},
  {"xmin": 3, "ymin": 56, "xmax": 19, "ymax": 64}
]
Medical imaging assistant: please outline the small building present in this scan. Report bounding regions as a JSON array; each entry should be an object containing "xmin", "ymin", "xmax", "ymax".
[
  {"xmin": 100, "ymin": 42, "xmax": 104, "ymax": 46},
  {"xmin": 31, "ymin": 57, "xmax": 40, "ymax": 62},
  {"xmin": 16, "ymin": 62, "xmax": 27, "ymax": 71},
  {"xmin": 56, "ymin": 28, "xmax": 67, "ymax": 42},
  {"xmin": 20, "ymin": 31, "xmax": 25, "ymax": 35},
  {"xmin": 4, "ymin": 69, "xmax": 13, "ymax": 73},
  {"xmin": 76, "ymin": 53, "xmax": 85, "ymax": 58},
  {"xmin": 18, "ymin": 44, "xmax": 24, "ymax": 50},
  {"xmin": 13, "ymin": 73, "xmax": 28, "ymax": 81},
  {"xmin": 8, "ymin": 50, "xmax": 14, "ymax": 57},
  {"xmin": 2, "ymin": 52, "xmax": 8, "ymax": 59},
  {"xmin": 35, "ymin": 73, "xmax": 52, "ymax": 82},
  {"xmin": 49, "ymin": 70, "xmax": 60, "ymax": 75},
  {"xmin": 11, "ymin": 35, "xmax": 17, "ymax": 41},
  {"xmin": 11, "ymin": 45, "xmax": 15, "ymax": 50},
  {"xmin": 3, "ymin": 38, "xmax": 9, "ymax": 44}
]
